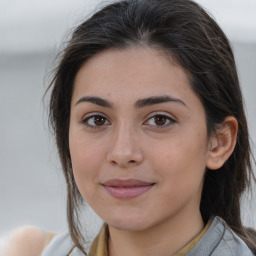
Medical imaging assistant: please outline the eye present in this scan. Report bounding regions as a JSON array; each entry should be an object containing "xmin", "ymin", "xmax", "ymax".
[
  {"xmin": 144, "ymin": 114, "xmax": 176, "ymax": 128},
  {"xmin": 82, "ymin": 114, "xmax": 110, "ymax": 128}
]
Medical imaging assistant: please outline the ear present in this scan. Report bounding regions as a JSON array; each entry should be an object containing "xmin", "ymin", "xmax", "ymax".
[{"xmin": 206, "ymin": 116, "xmax": 238, "ymax": 170}]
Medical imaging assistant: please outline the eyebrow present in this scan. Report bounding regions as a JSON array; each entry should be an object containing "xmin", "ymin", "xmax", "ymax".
[
  {"xmin": 135, "ymin": 95, "xmax": 187, "ymax": 108},
  {"xmin": 75, "ymin": 95, "xmax": 187, "ymax": 108},
  {"xmin": 75, "ymin": 96, "xmax": 113, "ymax": 108}
]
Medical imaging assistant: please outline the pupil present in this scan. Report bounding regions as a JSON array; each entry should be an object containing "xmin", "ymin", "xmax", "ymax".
[
  {"xmin": 95, "ymin": 116, "xmax": 105, "ymax": 125},
  {"xmin": 155, "ymin": 116, "xmax": 166, "ymax": 125}
]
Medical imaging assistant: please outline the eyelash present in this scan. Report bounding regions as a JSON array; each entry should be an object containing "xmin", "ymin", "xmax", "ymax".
[
  {"xmin": 144, "ymin": 114, "xmax": 176, "ymax": 129},
  {"xmin": 81, "ymin": 114, "xmax": 110, "ymax": 129},
  {"xmin": 81, "ymin": 113, "xmax": 176, "ymax": 130}
]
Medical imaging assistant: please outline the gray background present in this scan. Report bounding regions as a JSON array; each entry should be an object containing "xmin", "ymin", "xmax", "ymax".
[{"xmin": 0, "ymin": 0, "xmax": 255, "ymax": 241}]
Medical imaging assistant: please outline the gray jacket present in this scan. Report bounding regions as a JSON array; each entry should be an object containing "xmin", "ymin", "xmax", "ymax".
[{"xmin": 41, "ymin": 216, "xmax": 255, "ymax": 256}]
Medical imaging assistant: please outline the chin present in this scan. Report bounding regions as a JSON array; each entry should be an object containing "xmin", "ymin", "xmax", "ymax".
[
  {"xmin": 105, "ymin": 213, "xmax": 152, "ymax": 231},
  {"xmin": 110, "ymin": 221, "xmax": 149, "ymax": 232}
]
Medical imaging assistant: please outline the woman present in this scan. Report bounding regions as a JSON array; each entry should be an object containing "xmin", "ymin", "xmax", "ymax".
[{"xmin": 42, "ymin": 0, "xmax": 256, "ymax": 255}]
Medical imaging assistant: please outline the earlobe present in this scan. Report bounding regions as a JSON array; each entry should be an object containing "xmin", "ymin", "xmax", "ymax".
[{"xmin": 206, "ymin": 116, "xmax": 238, "ymax": 170}]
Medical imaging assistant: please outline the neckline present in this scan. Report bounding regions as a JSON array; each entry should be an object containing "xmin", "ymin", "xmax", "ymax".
[{"xmin": 88, "ymin": 218, "xmax": 213, "ymax": 256}]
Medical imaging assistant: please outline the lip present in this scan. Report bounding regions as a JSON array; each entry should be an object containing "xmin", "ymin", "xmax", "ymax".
[{"xmin": 102, "ymin": 179, "xmax": 155, "ymax": 199}]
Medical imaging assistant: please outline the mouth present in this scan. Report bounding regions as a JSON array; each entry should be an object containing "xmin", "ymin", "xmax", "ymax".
[{"xmin": 102, "ymin": 179, "xmax": 155, "ymax": 200}]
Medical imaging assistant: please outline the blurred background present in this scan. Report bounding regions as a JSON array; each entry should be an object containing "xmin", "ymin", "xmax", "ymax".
[{"xmin": 0, "ymin": 0, "xmax": 255, "ymax": 242}]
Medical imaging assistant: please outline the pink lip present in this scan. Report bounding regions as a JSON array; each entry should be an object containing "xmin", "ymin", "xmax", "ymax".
[{"xmin": 102, "ymin": 179, "xmax": 155, "ymax": 199}]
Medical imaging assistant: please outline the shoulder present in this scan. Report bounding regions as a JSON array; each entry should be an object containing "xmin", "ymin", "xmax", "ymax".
[
  {"xmin": 41, "ymin": 229, "xmax": 74, "ymax": 256},
  {"xmin": 41, "ymin": 226, "xmax": 102, "ymax": 256},
  {"xmin": 211, "ymin": 217, "xmax": 255, "ymax": 256},
  {"xmin": 187, "ymin": 216, "xmax": 254, "ymax": 256},
  {"xmin": 0, "ymin": 226, "xmax": 46, "ymax": 256}
]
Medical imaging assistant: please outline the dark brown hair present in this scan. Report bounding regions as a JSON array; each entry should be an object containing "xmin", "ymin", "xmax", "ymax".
[{"xmin": 48, "ymin": 0, "xmax": 256, "ymax": 254}]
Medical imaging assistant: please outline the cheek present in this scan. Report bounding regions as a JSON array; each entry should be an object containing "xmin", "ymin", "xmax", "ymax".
[
  {"xmin": 150, "ymin": 128, "xmax": 208, "ymax": 188},
  {"xmin": 69, "ymin": 134, "xmax": 106, "ymax": 195},
  {"xmin": 155, "ymin": 133, "xmax": 206, "ymax": 164},
  {"xmin": 70, "ymin": 129, "xmax": 105, "ymax": 167}
]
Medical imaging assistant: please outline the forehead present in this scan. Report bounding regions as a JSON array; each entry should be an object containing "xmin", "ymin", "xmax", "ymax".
[{"xmin": 72, "ymin": 47, "xmax": 196, "ymax": 107}]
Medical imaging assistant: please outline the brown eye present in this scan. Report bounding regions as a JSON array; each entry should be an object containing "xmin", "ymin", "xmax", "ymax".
[
  {"xmin": 82, "ymin": 114, "xmax": 110, "ymax": 128},
  {"xmin": 154, "ymin": 115, "xmax": 167, "ymax": 126},
  {"xmin": 94, "ymin": 116, "xmax": 106, "ymax": 126},
  {"xmin": 145, "ymin": 114, "xmax": 176, "ymax": 128}
]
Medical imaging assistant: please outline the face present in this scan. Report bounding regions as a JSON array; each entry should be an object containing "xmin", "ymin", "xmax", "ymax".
[{"xmin": 69, "ymin": 47, "xmax": 211, "ymax": 231}]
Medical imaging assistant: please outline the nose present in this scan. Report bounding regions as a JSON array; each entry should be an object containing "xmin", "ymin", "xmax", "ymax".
[{"xmin": 107, "ymin": 126, "xmax": 143, "ymax": 168}]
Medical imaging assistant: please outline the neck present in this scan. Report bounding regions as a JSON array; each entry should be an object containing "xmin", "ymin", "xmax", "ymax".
[{"xmin": 108, "ymin": 210, "xmax": 204, "ymax": 256}]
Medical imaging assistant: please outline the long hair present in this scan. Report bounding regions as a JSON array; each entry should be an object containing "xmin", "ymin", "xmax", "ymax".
[{"xmin": 48, "ymin": 0, "xmax": 256, "ymax": 254}]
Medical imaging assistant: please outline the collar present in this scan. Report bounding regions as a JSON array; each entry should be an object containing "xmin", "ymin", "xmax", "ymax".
[
  {"xmin": 88, "ymin": 219, "xmax": 212, "ymax": 256},
  {"xmin": 88, "ymin": 223, "xmax": 109, "ymax": 256}
]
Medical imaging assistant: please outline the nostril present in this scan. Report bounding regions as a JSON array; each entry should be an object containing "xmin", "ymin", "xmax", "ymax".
[
  {"xmin": 107, "ymin": 149, "xmax": 143, "ymax": 167},
  {"xmin": 110, "ymin": 160, "xmax": 118, "ymax": 166}
]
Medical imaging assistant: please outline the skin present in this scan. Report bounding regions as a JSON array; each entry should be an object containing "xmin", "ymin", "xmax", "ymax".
[
  {"xmin": 1, "ymin": 226, "xmax": 46, "ymax": 256},
  {"xmin": 69, "ymin": 47, "xmax": 237, "ymax": 256}
]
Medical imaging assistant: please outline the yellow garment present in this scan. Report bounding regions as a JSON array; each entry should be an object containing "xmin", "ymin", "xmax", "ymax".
[
  {"xmin": 88, "ymin": 220, "xmax": 211, "ymax": 256},
  {"xmin": 89, "ymin": 223, "xmax": 109, "ymax": 256}
]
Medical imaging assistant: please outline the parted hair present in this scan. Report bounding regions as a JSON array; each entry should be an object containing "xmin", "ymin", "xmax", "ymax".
[{"xmin": 48, "ymin": 0, "xmax": 256, "ymax": 254}]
